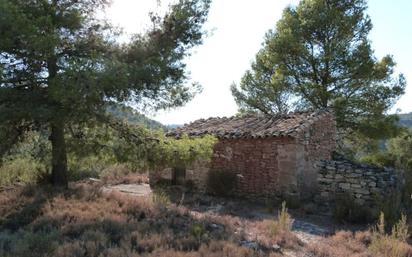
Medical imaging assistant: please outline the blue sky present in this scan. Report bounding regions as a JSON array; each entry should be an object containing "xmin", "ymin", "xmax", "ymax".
[{"xmin": 108, "ymin": 0, "xmax": 411, "ymax": 124}]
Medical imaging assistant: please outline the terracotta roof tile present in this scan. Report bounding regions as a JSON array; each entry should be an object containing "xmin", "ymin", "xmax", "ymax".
[{"xmin": 167, "ymin": 109, "xmax": 332, "ymax": 139}]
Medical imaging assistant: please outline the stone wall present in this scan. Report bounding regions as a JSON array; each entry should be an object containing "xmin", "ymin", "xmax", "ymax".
[
  {"xmin": 316, "ymin": 159, "xmax": 400, "ymax": 206},
  {"xmin": 295, "ymin": 111, "xmax": 337, "ymax": 197}
]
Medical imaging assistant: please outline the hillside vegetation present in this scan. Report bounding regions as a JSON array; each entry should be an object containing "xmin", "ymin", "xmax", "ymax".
[
  {"xmin": 399, "ymin": 113, "xmax": 412, "ymax": 129},
  {"xmin": 107, "ymin": 104, "xmax": 166, "ymax": 130}
]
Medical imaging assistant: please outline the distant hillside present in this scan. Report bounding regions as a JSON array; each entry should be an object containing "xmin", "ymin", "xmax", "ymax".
[
  {"xmin": 107, "ymin": 104, "xmax": 166, "ymax": 130},
  {"xmin": 399, "ymin": 113, "xmax": 412, "ymax": 129},
  {"xmin": 166, "ymin": 124, "xmax": 182, "ymax": 129}
]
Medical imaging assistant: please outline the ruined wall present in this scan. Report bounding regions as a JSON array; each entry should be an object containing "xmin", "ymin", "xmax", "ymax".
[{"xmin": 316, "ymin": 159, "xmax": 400, "ymax": 206}]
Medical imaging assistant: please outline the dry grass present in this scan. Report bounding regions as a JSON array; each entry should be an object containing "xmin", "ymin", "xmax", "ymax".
[
  {"xmin": 308, "ymin": 230, "xmax": 371, "ymax": 257},
  {"xmin": 308, "ymin": 213, "xmax": 412, "ymax": 257},
  {"xmin": 253, "ymin": 202, "xmax": 302, "ymax": 250},
  {"xmin": 368, "ymin": 213, "xmax": 412, "ymax": 257},
  {"xmin": 1, "ymin": 182, "xmax": 412, "ymax": 257},
  {"xmin": 0, "ymin": 183, "xmax": 263, "ymax": 257},
  {"xmin": 100, "ymin": 164, "xmax": 149, "ymax": 185}
]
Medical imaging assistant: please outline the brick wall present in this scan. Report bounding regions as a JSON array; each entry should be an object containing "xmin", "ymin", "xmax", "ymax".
[{"xmin": 211, "ymin": 137, "xmax": 297, "ymax": 198}]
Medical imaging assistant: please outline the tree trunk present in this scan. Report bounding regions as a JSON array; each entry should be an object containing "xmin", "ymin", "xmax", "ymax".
[{"xmin": 50, "ymin": 120, "xmax": 68, "ymax": 187}]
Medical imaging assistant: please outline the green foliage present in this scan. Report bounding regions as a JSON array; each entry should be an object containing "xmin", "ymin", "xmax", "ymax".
[
  {"xmin": 107, "ymin": 104, "xmax": 165, "ymax": 130},
  {"xmin": 0, "ymin": 112, "xmax": 217, "ymax": 186},
  {"xmin": 206, "ymin": 170, "xmax": 237, "ymax": 197},
  {"xmin": 356, "ymin": 129, "xmax": 412, "ymax": 170},
  {"xmin": 0, "ymin": 0, "xmax": 211, "ymax": 185},
  {"xmin": 149, "ymin": 134, "xmax": 218, "ymax": 170},
  {"xmin": 231, "ymin": 0, "xmax": 406, "ymax": 140},
  {"xmin": 191, "ymin": 223, "xmax": 207, "ymax": 242},
  {"xmin": 387, "ymin": 130, "xmax": 412, "ymax": 171},
  {"xmin": 359, "ymin": 152, "xmax": 396, "ymax": 167},
  {"xmin": 399, "ymin": 113, "xmax": 412, "ymax": 129},
  {"xmin": 358, "ymin": 130, "xmax": 412, "ymax": 213},
  {"xmin": 0, "ymin": 158, "xmax": 44, "ymax": 186}
]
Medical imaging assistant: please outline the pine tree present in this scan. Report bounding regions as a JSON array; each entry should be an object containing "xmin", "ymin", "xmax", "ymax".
[
  {"xmin": 232, "ymin": 0, "xmax": 406, "ymax": 139},
  {"xmin": 0, "ymin": 0, "xmax": 210, "ymax": 186}
]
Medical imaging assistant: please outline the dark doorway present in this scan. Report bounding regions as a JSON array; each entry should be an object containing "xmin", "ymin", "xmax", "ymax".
[{"xmin": 172, "ymin": 166, "xmax": 186, "ymax": 185}]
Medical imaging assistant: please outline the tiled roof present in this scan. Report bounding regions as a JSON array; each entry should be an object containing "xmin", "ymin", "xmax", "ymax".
[{"xmin": 167, "ymin": 109, "xmax": 332, "ymax": 139}]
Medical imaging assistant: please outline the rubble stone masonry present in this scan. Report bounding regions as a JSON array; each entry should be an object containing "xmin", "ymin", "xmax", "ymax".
[{"xmin": 316, "ymin": 159, "xmax": 400, "ymax": 206}]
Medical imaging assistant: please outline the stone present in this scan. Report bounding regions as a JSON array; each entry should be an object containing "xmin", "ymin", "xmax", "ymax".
[
  {"xmin": 320, "ymin": 192, "xmax": 329, "ymax": 198},
  {"xmin": 354, "ymin": 188, "xmax": 370, "ymax": 195},
  {"xmin": 339, "ymin": 183, "xmax": 351, "ymax": 190},
  {"xmin": 316, "ymin": 159, "xmax": 399, "ymax": 209},
  {"xmin": 272, "ymin": 244, "xmax": 281, "ymax": 252}
]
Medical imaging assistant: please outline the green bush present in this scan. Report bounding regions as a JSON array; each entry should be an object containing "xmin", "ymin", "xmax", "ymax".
[
  {"xmin": 0, "ymin": 158, "xmax": 45, "ymax": 186},
  {"xmin": 206, "ymin": 170, "xmax": 236, "ymax": 196}
]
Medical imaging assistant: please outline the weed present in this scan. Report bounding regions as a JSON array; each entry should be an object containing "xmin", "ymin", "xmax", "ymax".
[
  {"xmin": 191, "ymin": 223, "xmax": 207, "ymax": 242},
  {"xmin": 369, "ymin": 212, "xmax": 412, "ymax": 257},
  {"xmin": 270, "ymin": 201, "xmax": 293, "ymax": 235},
  {"xmin": 152, "ymin": 189, "xmax": 171, "ymax": 207},
  {"xmin": 392, "ymin": 214, "xmax": 410, "ymax": 242}
]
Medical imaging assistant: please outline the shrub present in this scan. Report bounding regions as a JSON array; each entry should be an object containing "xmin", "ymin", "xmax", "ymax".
[
  {"xmin": 0, "ymin": 229, "xmax": 59, "ymax": 257},
  {"xmin": 392, "ymin": 214, "xmax": 410, "ymax": 242},
  {"xmin": 0, "ymin": 158, "xmax": 45, "ymax": 186},
  {"xmin": 369, "ymin": 212, "xmax": 412, "ymax": 257},
  {"xmin": 270, "ymin": 201, "xmax": 293, "ymax": 235},
  {"xmin": 206, "ymin": 170, "xmax": 236, "ymax": 196},
  {"xmin": 190, "ymin": 223, "xmax": 207, "ymax": 242},
  {"xmin": 256, "ymin": 202, "xmax": 300, "ymax": 250},
  {"xmin": 375, "ymin": 191, "xmax": 403, "ymax": 228},
  {"xmin": 308, "ymin": 230, "xmax": 369, "ymax": 257},
  {"xmin": 333, "ymin": 193, "xmax": 375, "ymax": 223},
  {"xmin": 152, "ymin": 189, "xmax": 171, "ymax": 207}
]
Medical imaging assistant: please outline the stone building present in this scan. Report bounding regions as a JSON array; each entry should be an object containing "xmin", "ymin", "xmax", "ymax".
[{"xmin": 151, "ymin": 109, "xmax": 337, "ymax": 200}]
